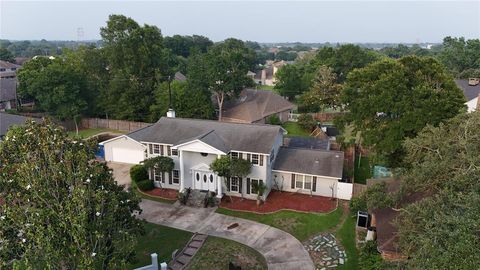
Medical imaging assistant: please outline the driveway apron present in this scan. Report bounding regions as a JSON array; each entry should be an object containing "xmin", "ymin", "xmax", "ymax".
[{"xmin": 139, "ymin": 199, "xmax": 315, "ymax": 270}]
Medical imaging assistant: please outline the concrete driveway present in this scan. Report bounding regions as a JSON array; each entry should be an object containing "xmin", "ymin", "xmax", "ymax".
[
  {"xmin": 139, "ymin": 199, "xmax": 315, "ymax": 270},
  {"xmin": 107, "ymin": 162, "xmax": 134, "ymax": 189}
]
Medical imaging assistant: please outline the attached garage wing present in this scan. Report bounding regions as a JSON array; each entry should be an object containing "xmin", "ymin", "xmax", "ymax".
[{"xmin": 102, "ymin": 135, "xmax": 146, "ymax": 164}]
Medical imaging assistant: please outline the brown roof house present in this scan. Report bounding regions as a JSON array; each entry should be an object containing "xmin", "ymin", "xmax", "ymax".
[
  {"xmin": 369, "ymin": 179, "xmax": 427, "ymax": 262},
  {"xmin": 455, "ymin": 78, "xmax": 480, "ymax": 112},
  {"xmin": 221, "ymin": 89, "xmax": 295, "ymax": 124},
  {"xmin": 253, "ymin": 60, "xmax": 289, "ymax": 86}
]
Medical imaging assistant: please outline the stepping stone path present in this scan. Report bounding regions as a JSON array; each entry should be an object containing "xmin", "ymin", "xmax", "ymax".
[
  {"xmin": 303, "ymin": 233, "xmax": 346, "ymax": 269},
  {"xmin": 168, "ymin": 233, "xmax": 208, "ymax": 270}
]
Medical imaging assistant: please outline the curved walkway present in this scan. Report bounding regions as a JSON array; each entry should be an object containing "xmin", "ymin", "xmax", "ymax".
[{"xmin": 139, "ymin": 199, "xmax": 315, "ymax": 270}]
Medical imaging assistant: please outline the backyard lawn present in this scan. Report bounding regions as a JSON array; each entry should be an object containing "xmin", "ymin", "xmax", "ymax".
[
  {"xmin": 67, "ymin": 128, "xmax": 123, "ymax": 138},
  {"xmin": 188, "ymin": 237, "xmax": 267, "ymax": 270},
  {"xmin": 216, "ymin": 207, "xmax": 343, "ymax": 241},
  {"xmin": 128, "ymin": 222, "xmax": 192, "ymax": 269},
  {"xmin": 282, "ymin": 122, "xmax": 311, "ymax": 137},
  {"xmin": 336, "ymin": 216, "xmax": 359, "ymax": 270}
]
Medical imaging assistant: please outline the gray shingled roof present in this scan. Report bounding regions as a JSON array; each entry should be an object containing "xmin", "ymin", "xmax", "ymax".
[
  {"xmin": 273, "ymin": 147, "xmax": 344, "ymax": 178},
  {"xmin": 127, "ymin": 117, "xmax": 282, "ymax": 154},
  {"xmin": 222, "ymin": 89, "xmax": 295, "ymax": 123},
  {"xmin": 0, "ymin": 60, "xmax": 21, "ymax": 69},
  {"xmin": 455, "ymin": 79, "xmax": 480, "ymax": 101},
  {"xmin": 0, "ymin": 113, "xmax": 40, "ymax": 137}
]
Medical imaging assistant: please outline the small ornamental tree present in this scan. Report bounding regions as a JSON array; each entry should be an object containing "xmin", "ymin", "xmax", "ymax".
[
  {"xmin": 0, "ymin": 120, "xmax": 143, "ymax": 269},
  {"xmin": 298, "ymin": 113, "xmax": 317, "ymax": 132},
  {"xmin": 210, "ymin": 155, "xmax": 252, "ymax": 198},
  {"xmin": 142, "ymin": 156, "xmax": 174, "ymax": 188}
]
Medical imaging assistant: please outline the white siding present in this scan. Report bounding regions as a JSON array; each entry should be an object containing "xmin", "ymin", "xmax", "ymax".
[
  {"xmin": 103, "ymin": 136, "xmax": 146, "ymax": 164},
  {"xmin": 272, "ymin": 171, "xmax": 339, "ymax": 198},
  {"xmin": 466, "ymin": 97, "xmax": 478, "ymax": 113}
]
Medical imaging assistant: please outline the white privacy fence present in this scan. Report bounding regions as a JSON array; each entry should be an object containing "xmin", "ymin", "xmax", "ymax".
[{"xmin": 337, "ymin": 182, "xmax": 353, "ymax": 200}]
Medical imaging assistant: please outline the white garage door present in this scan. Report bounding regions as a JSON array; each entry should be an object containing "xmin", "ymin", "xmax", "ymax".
[{"xmin": 112, "ymin": 148, "xmax": 144, "ymax": 164}]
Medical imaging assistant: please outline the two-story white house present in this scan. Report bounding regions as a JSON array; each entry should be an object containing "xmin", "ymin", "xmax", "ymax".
[{"xmin": 101, "ymin": 116, "xmax": 347, "ymax": 200}]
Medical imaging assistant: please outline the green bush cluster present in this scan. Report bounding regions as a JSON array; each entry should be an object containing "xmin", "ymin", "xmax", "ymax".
[
  {"xmin": 137, "ymin": 180, "xmax": 154, "ymax": 191},
  {"xmin": 267, "ymin": 115, "xmax": 282, "ymax": 125},
  {"xmin": 130, "ymin": 164, "xmax": 148, "ymax": 183},
  {"xmin": 297, "ymin": 113, "xmax": 317, "ymax": 131}
]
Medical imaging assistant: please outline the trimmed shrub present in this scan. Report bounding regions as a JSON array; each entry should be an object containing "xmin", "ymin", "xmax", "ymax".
[
  {"xmin": 130, "ymin": 165, "xmax": 148, "ymax": 183},
  {"xmin": 297, "ymin": 113, "xmax": 317, "ymax": 131},
  {"xmin": 137, "ymin": 180, "xmax": 154, "ymax": 191}
]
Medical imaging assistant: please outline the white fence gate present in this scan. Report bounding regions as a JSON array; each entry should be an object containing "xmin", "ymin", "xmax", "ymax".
[{"xmin": 337, "ymin": 182, "xmax": 353, "ymax": 200}]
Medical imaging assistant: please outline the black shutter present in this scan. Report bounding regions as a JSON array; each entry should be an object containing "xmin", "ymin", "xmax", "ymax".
[
  {"xmin": 259, "ymin": 155, "xmax": 264, "ymax": 166},
  {"xmin": 291, "ymin": 174, "xmax": 295, "ymax": 189},
  {"xmin": 239, "ymin": 177, "xmax": 243, "ymax": 193},
  {"xmin": 246, "ymin": 178, "xmax": 251, "ymax": 194},
  {"xmin": 160, "ymin": 145, "xmax": 164, "ymax": 156},
  {"xmin": 167, "ymin": 146, "xmax": 171, "ymax": 156},
  {"xmin": 169, "ymin": 172, "xmax": 173, "ymax": 184},
  {"xmin": 313, "ymin": 176, "xmax": 317, "ymax": 192},
  {"xmin": 247, "ymin": 154, "xmax": 251, "ymax": 162},
  {"xmin": 227, "ymin": 177, "xmax": 231, "ymax": 192},
  {"xmin": 239, "ymin": 153, "xmax": 243, "ymax": 159},
  {"xmin": 149, "ymin": 144, "xmax": 153, "ymax": 154}
]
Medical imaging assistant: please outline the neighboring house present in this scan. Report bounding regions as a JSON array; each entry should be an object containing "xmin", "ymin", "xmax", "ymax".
[
  {"xmin": 253, "ymin": 60, "xmax": 289, "ymax": 86},
  {"xmin": 0, "ymin": 112, "xmax": 40, "ymax": 140},
  {"xmin": 221, "ymin": 89, "xmax": 295, "ymax": 124},
  {"xmin": 0, "ymin": 78, "xmax": 18, "ymax": 110},
  {"xmin": 455, "ymin": 78, "xmax": 480, "ymax": 112},
  {"xmin": 0, "ymin": 60, "xmax": 21, "ymax": 74},
  {"xmin": 101, "ymin": 115, "xmax": 346, "ymax": 200},
  {"xmin": 0, "ymin": 60, "xmax": 21, "ymax": 110}
]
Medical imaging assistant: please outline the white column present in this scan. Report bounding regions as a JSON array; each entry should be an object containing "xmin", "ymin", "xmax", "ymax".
[
  {"xmin": 216, "ymin": 154, "xmax": 222, "ymax": 198},
  {"xmin": 179, "ymin": 150, "xmax": 185, "ymax": 192}
]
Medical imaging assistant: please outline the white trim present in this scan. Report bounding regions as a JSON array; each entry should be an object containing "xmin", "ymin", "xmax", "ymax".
[
  {"xmin": 272, "ymin": 169, "xmax": 341, "ymax": 180},
  {"xmin": 100, "ymin": 135, "xmax": 146, "ymax": 149},
  {"xmin": 175, "ymin": 139, "xmax": 227, "ymax": 155}
]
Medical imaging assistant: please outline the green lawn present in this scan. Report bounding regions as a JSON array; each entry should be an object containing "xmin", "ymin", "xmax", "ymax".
[
  {"xmin": 354, "ymin": 156, "xmax": 372, "ymax": 185},
  {"xmin": 128, "ymin": 222, "xmax": 193, "ymax": 269},
  {"xmin": 282, "ymin": 122, "xmax": 311, "ymax": 137},
  {"xmin": 188, "ymin": 237, "xmax": 267, "ymax": 270},
  {"xmin": 68, "ymin": 128, "xmax": 124, "ymax": 138},
  {"xmin": 336, "ymin": 216, "xmax": 359, "ymax": 270},
  {"xmin": 216, "ymin": 207, "xmax": 343, "ymax": 241}
]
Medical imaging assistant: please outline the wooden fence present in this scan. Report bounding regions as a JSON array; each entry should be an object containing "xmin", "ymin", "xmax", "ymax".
[
  {"xmin": 80, "ymin": 118, "xmax": 151, "ymax": 133},
  {"xmin": 311, "ymin": 112, "xmax": 345, "ymax": 123}
]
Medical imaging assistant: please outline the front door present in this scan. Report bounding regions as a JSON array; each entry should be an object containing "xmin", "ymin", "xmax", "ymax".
[{"xmin": 193, "ymin": 171, "xmax": 216, "ymax": 191}]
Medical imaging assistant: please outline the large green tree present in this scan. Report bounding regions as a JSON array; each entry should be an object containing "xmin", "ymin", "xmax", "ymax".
[
  {"xmin": 202, "ymin": 38, "xmax": 255, "ymax": 120},
  {"xmin": 0, "ymin": 120, "xmax": 143, "ymax": 268},
  {"xmin": 274, "ymin": 64, "xmax": 308, "ymax": 100},
  {"xmin": 0, "ymin": 48, "xmax": 15, "ymax": 63},
  {"xmin": 313, "ymin": 44, "xmax": 380, "ymax": 82},
  {"xmin": 300, "ymin": 65, "xmax": 342, "ymax": 112},
  {"xmin": 395, "ymin": 112, "xmax": 480, "ymax": 269},
  {"xmin": 17, "ymin": 56, "xmax": 89, "ymax": 132},
  {"xmin": 340, "ymin": 56, "xmax": 465, "ymax": 166},
  {"xmin": 438, "ymin": 36, "xmax": 480, "ymax": 76},
  {"xmin": 99, "ymin": 14, "xmax": 175, "ymax": 121}
]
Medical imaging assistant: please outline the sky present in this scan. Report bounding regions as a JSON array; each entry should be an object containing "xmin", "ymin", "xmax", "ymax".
[{"xmin": 0, "ymin": 0, "xmax": 479, "ymax": 43}]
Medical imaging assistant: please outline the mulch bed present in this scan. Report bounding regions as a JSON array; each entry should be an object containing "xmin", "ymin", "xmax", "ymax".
[
  {"xmin": 143, "ymin": 188, "xmax": 178, "ymax": 200},
  {"xmin": 219, "ymin": 190, "xmax": 336, "ymax": 214}
]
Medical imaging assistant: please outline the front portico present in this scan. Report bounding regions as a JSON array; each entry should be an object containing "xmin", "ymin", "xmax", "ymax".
[{"xmin": 174, "ymin": 131, "xmax": 228, "ymax": 198}]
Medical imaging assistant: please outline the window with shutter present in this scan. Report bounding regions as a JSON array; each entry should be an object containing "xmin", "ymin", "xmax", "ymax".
[
  {"xmin": 247, "ymin": 154, "xmax": 251, "ymax": 162},
  {"xmin": 239, "ymin": 153, "xmax": 243, "ymax": 159},
  {"xmin": 291, "ymin": 174, "xmax": 295, "ymax": 189}
]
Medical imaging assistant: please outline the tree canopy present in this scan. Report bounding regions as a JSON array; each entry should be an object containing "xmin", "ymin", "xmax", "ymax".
[
  {"xmin": 300, "ymin": 65, "xmax": 342, "ymax": 111},
  {"xmin": 394, "ymin": 112, "xmax": 480, "ymax": 269},
  {"xmin": 438, "ymin": 36, "xmax": 480, "ymax": 77},
  {"xmin": 210, "ymin": 156, "xmax": 252, "ymax": 179},
  {"xmin": 339, "ymin": 56, "xmax": 465, "ymax": 166},
  {"xmin": 0, "ymin": 120, "xmax": 143, "ymax": 268},
  {"xmin": 0, "ymin": 48, "xmax": 15, "ymax": 63}
]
